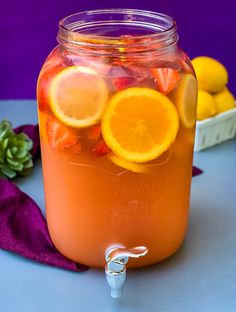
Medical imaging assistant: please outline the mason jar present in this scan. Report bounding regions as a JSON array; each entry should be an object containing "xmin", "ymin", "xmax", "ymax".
[{"xmin": 37, "ymin": 9, "xmax": 197, "ymax": 269}]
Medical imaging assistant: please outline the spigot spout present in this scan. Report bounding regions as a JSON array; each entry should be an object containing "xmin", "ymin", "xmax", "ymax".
[{"xmin": 105, "ymin": 246, "xmax": 148, "ymax": 298}]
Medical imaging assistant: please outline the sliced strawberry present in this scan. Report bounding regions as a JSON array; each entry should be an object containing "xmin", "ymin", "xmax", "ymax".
[
  {"xmin": 151, "ymin": 68, "xmax": 180, "ymax": 95},
  {"xmin": 46, "ymin": 118, "xmax": 78, "ymax": 151},
  {"xmin": 37, "ymin": 63, "xmax": 63, "ymax": 112},
  {"xmin": 112, "ymin": 77, "xmax": 137, "ymax": 91},
  {"xmin": 37, "ymin": 77, "xmax": 50, "ymax": 112},
  {"xmin": 93, "ymin": 140, "xmax": 109, "ymax": 156},
  {"xmin": 87, "ymin": 124, "xmax": 101, "ymax": 141}
]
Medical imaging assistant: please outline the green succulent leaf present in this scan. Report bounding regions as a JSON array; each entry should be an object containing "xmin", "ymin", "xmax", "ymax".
[
  {"xmin": 6, "ymin": 158, "xmax": 24, "ymax": 171},
  {"xmin": 3, "ymin": 138, "xmax": 9, "ymax": 149},
  {"xmin": 6, "ymin": 148, "xmax": 13, "ymax": 159},
  {"xmin": 0, "ymin": 120, "xmax": 14, "ymax": 141},
  {"xmin": 11, "ymin": 146, "xmax": 18, "ymax": 154},
  {"xmin": 1, "ymin": 163, "xmax": 17, "ymax": 179},
  {"xmin": 23, "ymin": 158, "xmax": 34, "ymax": 169},
  {"xmin": 0, "ymin": 143, "xmax": 5, "ymax": 164},
  {"xmin": 15, "ymin": 148, "xmax": 28, "ymax": 159}
]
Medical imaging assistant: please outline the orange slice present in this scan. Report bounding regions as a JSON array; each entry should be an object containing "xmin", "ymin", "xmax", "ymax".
[
  {"xmin": 49, "ymin": 66, "xmax": 108, "ymax": 128},
  {"xmin": 108, "ymin": 153, "xmax": 149, "ymax": 173},
  {"xmin": 101, "ymin": 87, "xmax": 179, "ymax": 163},
  {"xmin": 172, "ymin": 74, "xmax": 198, "ymax": 128}
]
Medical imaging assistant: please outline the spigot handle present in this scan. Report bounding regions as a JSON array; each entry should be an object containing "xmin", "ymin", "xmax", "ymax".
[
  {"xmin": 105, "ymin": 246, "xmax": 148, "ymax": 298},
  {"xmin": 106, "ymin": 246, "xmax": 148, "ymax": 264}
]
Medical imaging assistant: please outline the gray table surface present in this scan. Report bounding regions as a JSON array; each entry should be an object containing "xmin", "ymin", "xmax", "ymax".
[{"xmin": 0, "ymin": 100, "xmax": 235, "ymax": 312}]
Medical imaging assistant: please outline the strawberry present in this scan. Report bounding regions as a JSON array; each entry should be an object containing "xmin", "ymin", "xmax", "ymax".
[
  {"xmin": 46, "ymin": 118, "xmax": 78, "ymax": 151},
  {"xmin": 112, "ymin": 77, "xmax": 137, "ymax": 91},
  {"xmin": 93, "ymin": 140, "xmax": 109, "ymax": 156},
  {"xmin": 87, "ymin": 125, "xmax": 109, "ymax": 156},
  {"xmin": 151, "ymin": 67, "xmax": 180, "ymax": 95},
  {"xmin": 87, "ymin": 124, "xmax": 101, "ymax": 141},
  {"xmin": 37, "ymin": 78, "xmax": 50, "ymax": 112},
  {"xmin": 37, "ymin": 62, "xmax": 63, "ymax": 112}
]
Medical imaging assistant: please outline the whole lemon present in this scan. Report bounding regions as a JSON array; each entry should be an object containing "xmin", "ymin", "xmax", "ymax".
[
  {"xmin": 197, "ymin": 90, "xmax": 217, "ymax": 121},
  {"xmin": 192, "ymin": 56, "xmax": 228, "ymax": 93},
  {"xmin": 213, "ymin": 87, "xmax": 235, "ymax": 113}
]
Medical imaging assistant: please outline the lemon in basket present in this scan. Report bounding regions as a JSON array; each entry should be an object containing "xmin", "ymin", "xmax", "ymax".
[
  {"xmin": 192, "ymin": 56, "xmax": 228, "ymax": 93},
  {"xmin": 197, "ymin": 90, "xmax": 217, "ymax": 121},
  {"xmin": 213, "ymin": 87, "xmax": 236, "ymax": 113}
]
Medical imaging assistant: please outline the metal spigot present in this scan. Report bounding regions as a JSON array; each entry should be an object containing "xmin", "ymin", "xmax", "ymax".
[{"xmin": 105, "ymin": 246, "xmax": 148, "ymax": 298}]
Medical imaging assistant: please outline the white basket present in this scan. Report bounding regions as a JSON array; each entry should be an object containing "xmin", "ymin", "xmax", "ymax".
[{"xmin": 194, "ymin": 107, "xmax": 236, "ymax": 152}]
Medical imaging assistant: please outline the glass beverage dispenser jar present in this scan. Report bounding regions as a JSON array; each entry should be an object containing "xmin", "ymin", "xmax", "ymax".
[{"xmin": 37, "ymin": 9, "xmax": 197, "ymax": 297}]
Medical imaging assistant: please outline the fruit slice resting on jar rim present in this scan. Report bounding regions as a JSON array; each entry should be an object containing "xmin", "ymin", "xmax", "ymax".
[
  {"xmin": 48, "ymin": 65, "xmax": 109, "ymax": 128},
  {"xmin": 101, "ymin": 87, "xmax": 179, "ymax": 163}
]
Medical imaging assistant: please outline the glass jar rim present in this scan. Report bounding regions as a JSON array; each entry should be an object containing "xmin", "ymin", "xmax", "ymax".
[{"xmin": 58, "ymin": 8, "xmax": 178, "ymax": 55}]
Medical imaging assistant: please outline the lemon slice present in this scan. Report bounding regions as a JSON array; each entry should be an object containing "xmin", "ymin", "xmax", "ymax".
[
  {"xmin": 173, "ymin": 74, "xmax": 198, "ymax": 128},
  {"xmin": 101, "ymin": 87, "xmax": 179, "ymax": 163},
  {"xmin": 49, "ymin": 66, "xmax": 108, "ymax": 128}
]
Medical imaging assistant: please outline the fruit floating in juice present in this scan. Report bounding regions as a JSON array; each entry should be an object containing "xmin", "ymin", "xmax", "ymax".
[{"xmin": 37, "ymin": 15, "xmax": 198, "ymax": 269}]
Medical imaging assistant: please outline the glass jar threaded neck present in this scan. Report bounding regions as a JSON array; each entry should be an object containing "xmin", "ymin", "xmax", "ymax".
[{"xmin": 58, "ymin": 9, "xmax": 178, "ymax": 56}]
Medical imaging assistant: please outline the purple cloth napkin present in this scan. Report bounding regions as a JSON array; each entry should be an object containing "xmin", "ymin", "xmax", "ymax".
[
  {"xmin": 0, "ymin": 179, "xmax": 88, "ymax": 272},
  {"xmin": 192, "ymin": 166, "xmax": 203, "ymax": 176},
  {"xmin": 0, "ymin": 124, "xmax": 202, "ymax": 271}
]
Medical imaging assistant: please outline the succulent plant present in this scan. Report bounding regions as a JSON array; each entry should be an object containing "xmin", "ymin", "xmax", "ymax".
[{"xmin": 0, "ymin": 120, "xmax": 34, "ymax": 179}]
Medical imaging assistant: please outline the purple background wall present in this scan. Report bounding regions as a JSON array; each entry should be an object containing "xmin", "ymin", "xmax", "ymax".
[{"xmin": 1, "ymin": 0, "xmax": 236, "ymax": 99}]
